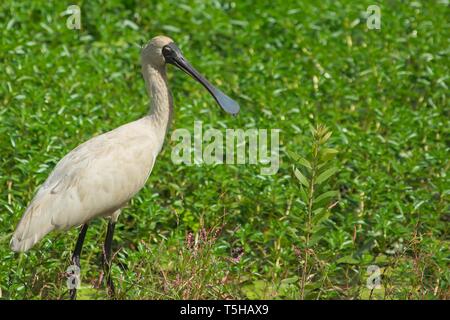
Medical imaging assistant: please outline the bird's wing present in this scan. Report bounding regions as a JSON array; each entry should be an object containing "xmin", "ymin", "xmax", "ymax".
[{"xmin": 11, "ymin": 120, "xmax": 157, "ymax": 252}]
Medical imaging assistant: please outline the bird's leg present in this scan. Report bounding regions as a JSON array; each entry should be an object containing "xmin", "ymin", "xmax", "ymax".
[
  {"xmin": 69, "ymin": 223, "xmax": 89, "ymax": 300},
  {"xmin": 102, "ymin": 220, "xmax": 116, "ymax": 298}
]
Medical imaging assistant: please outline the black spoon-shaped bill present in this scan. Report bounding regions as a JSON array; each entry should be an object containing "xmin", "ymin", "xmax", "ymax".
[{"xmin": 162, "ymin": 43, "xmax": 240, "ymax": 115}]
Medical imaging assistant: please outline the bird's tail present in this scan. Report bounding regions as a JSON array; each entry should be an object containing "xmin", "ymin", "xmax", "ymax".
[{"xmin": 10, "ymin": 202, "xmax": 55, "ymax": 252}]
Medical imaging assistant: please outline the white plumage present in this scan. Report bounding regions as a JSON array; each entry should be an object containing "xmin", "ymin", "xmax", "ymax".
[
  {"xmin": 11, "ymin": 36, "xmax": 175, "ymax": 252},
  {"xmin": 11, "ymin": 117, "xmax": 161, "ymax": 251}
]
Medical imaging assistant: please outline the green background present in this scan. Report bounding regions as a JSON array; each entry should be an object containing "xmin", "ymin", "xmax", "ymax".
[{"xmin": 0, "ymin": 0, "xmax": 448, "ymax": 299}]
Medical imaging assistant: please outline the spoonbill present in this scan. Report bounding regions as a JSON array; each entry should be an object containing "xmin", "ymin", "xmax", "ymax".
[{"xmin": 10, "ymin": 35, "xmax": 239, "ymax": 299}]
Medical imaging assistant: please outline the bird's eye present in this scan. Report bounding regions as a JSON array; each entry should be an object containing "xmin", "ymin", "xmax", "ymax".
[{"xmin": 162, "ymin": 45, "xmax": 172, "ymax": 56}]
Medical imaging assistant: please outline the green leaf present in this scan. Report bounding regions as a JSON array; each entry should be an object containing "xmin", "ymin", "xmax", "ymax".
[
  {"xmin": 312, "ymin": 221, "xmax": 328, "ymax": 233},
  {"xmin": 316, "ymin": 167, "xmax": 338, "ymax": 184},
  {"xmin": 309, "ymin": 124, "xmax": 316, "ymax": 137},
  {"xmin": 286, "ymin": 150, "xmax": 300, "ymax": 161},
  {"xmin": 294, "ymin": 167, "xmax": 309, "ymax": 187},
  {"xmin": 289, "ymin": 215, "xmax": 303, "ymax": 225},
  {"xmin": 308, "ymin": 234, "xmax": 323, "ymax": 247},
  {"xmin": 299, "ymin": 185, "xmax": 308, "ymax": 203},
  {"xmin": 314, "ymin": 190, "xmax": 339, "ymax": 203},
  {"xmin": 375, "ymin": 254, "xmax": 389, "ymax": 265},
  {"xmin": 320, "ymin": 131, "xmax": 332, "ymax": 143},
  {"xmin": 308, "ymin": 225, "xmax": 328, "ymax": 247},
  {"xmin": 312, "ymin": 208, "xmax": 330, "ymax": 225},
  {"xmin": 297, "ymin": 157, "xmax": 312, "ymax": 170},
  {"xmin": 321, "ymin": 148, "xmax": 338, "ymax": 161},
  {"xmin": 313, "ymin": 207, "xmax": 325, "ymax": 215},
  {"xmin": 336, "ymin": 255, "xmax": 360, "ymax": 265},
  {"xmin": 281, "ymin": 276, "xmax": 299, "ymax": 284},
  {"xmin": 286, "ymin": 226, "xmax": 299, "ymax": 238}
]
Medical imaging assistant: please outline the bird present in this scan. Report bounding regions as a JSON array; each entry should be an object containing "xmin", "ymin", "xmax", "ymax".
[{"xmin": 10, "ymin": 35, "xmax": 239, "ymax": 299}]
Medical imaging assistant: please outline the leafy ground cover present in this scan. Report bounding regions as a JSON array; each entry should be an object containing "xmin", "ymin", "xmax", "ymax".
[{"xmin": 0, "ymin": 0, "xmax": 448, "ymax": 299}]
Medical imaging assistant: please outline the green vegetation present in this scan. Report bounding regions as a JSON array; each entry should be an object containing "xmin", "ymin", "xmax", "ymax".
[{"xmin": 0, "ymin": 0, "xmax": 448, "ymax": 299}]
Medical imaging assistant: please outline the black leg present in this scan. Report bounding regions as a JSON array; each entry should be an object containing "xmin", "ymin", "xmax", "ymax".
[
  {"xmin": 102, "ymin": 220, "xmax": 116, "ymax": 297},
  {"xmin": 69, "ymin": 223, "xmax": 89, "ymax": 300}
]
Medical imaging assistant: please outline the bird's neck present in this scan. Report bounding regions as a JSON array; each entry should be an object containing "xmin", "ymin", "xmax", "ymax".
[{"xmin": 142, "ymin": 64, "xmax": 173, "ymax": 134}]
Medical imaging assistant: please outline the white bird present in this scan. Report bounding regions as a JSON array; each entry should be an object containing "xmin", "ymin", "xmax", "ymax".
[{"xmin": 10, "ymin": 35, "xmax": 239, "ymax": 299}]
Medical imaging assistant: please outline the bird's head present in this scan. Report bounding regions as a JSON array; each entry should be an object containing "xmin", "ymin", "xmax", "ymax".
[
  {"xmin": 141, "ymin": 35, "xmax": 240, "ymax": 115},
  {"xmin": 141, "ymin": 35, "xmax": 174, "ymax": 68}
]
